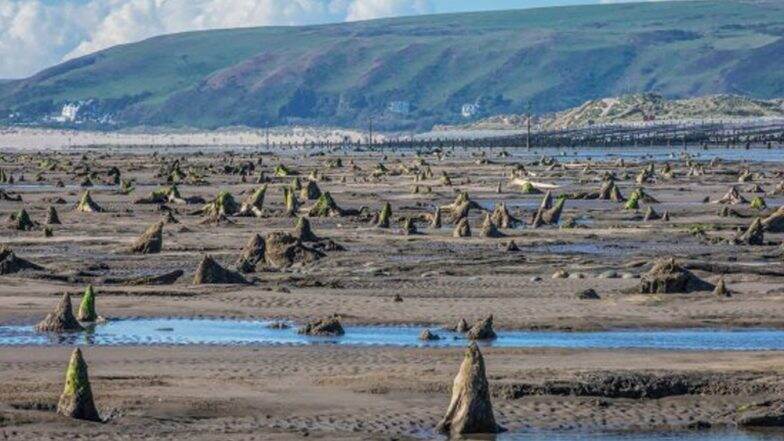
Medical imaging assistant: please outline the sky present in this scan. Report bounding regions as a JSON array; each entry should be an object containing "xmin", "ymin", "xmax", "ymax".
[{"xmin": 0, "ymin": 0, "xmax": 660, "ymax": 79}]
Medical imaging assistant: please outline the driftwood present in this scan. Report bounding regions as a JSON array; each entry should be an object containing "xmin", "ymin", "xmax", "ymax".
[
  {"xmin": 682, "ymin": 261, "xmax": 784, "ymax": 277},
  {"xmin": 101, "ymin": 269, "xmax": 184, "ymax": 286}
]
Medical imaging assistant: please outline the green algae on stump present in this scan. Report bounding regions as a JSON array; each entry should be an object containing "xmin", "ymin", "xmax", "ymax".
[
  {"xmin": 376, "ymin": 202, "xmax": 392, "ymax": 228},
  {"xmin": 750, "ymin": 196, "xmax": 767, "ymax": 210},
  {"xmin": 76, "ymin": 191, "xmax": 104, "ymax": 213},
  {"xmin": 238, "ymin": 185, "xmax": 267, "ymax": 217},
  {"xmin": 307, "ymin": 192, "xmax": 344, "ymax": 217},
  {"xmin": 283, "ymin": 187, "xmax": 299, "ymax": 217},
  {"xmin": 201, "ymin": 190, "xmax": 239, "ymax": 217},
  {"xmin": 11, "ymin": 208, "xmax": 35, "ymax": 230},
  {"xmin": 624, "ymin": 191, "xmax": 640, "ymax": 210},
  {"xmin": 57, "ymin": 348, "xmax": 101, "ymax": 422},
  {"xmin": 77, "ymin": 285, "xmax": 98, "ymax": 322}
]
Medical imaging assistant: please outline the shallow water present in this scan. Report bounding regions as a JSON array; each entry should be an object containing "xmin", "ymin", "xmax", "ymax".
[
  {"xmin": 6, "ymin": 319, "xmax": 784, "ymax": 350},
  {"xmin": 21, "ymin": 144, "xmax": 784, "ymax": 163},
  {"xmin": 490, "ymin": 429, "xmax": 784, "ymax": 441},
  {"xmin": 0, "ymin": 183, "xmax": 115, "ymax": 191}
]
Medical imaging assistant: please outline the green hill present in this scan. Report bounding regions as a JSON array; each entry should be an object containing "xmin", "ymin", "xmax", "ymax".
[{"xmin": 1, "ymin": 0, "xmax": 783, "ymax": 131}]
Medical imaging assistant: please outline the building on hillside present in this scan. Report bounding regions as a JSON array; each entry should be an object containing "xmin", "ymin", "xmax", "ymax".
[
  {"xmin": 55, "ymin": 103, "xmax": 81, "ymax": 123},
  {"xmin": 461, "ymin": 103, "xmax": 480, "ymax": 118},
  {"xmin": 387, "ymin": 101, "xmax": 411, "ymax": 115}
]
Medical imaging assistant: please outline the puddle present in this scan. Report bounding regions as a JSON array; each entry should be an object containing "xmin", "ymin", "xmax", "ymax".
[
  {"xmin": 488, "ymin": 429, "xmax": 784, "ymax": 441},
  {"xmin": 5, "ymin": 319, "xmax": 784, "ymax": 350},
  {"xmin": 0, "ymin": 183, "xmax": 115, "ymax": 191}
]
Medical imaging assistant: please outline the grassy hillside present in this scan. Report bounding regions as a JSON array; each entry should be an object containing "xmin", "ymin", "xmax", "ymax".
[{"xmin": 1, "ymin": 0, "xmax": 783, "ymax": 130}]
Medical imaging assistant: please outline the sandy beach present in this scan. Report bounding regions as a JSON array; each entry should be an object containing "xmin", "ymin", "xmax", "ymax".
[{"xmin": 2, "ymin": 144, "xmax": 784, "ymax": 439}]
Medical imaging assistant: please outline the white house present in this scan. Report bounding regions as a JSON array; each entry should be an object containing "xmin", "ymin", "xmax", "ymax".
[
  {"xmin": 387, "ymin": 101, "xmax": 411, "ymax": 115},
  {"xmin": 461, "ymin": 103, "xmax": 479, "ymax": 118},
  {"xmin": 55, "ymin": 103, "xmax": 81, "ymax": 123}
]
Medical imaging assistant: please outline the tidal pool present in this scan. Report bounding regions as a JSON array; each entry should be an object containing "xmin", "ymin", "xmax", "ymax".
[
  {"xmin": 4, "ymin": 318, "xmax": 784, "ymax": 350},
  {"xmin": 489, "ymin": 429, "xmax": 784, "ymax": 441}
]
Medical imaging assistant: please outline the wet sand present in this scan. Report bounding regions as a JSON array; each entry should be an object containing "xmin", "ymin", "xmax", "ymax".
[{"xmin": 2, "ymin": 145, "xmax": 784, "ymax": 438}]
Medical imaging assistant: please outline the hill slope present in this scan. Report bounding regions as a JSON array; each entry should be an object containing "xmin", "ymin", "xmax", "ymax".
[{"xmin": 1, "ymin": 0, "xmax": 783, "ymax": 131}]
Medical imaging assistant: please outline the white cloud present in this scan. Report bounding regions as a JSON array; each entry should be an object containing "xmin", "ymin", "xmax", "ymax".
[
  {"xmin": 0, "ymin": 0, "xmax": 443, "ymax": 79},
  {"xmin": 0, "ymin": 0, "xmax": 663, "ymax": 79},
  {"xmin": 346, "ymin": 0, "xmax": 433, "ymax": 21}
]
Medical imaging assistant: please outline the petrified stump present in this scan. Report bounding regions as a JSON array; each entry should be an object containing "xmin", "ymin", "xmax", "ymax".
[
  {"xmin": 129, "ymin": 222, "xmax": 163, "ymax": 254},
  {"xmin": 436, "ymin": 343, "xmax": 504, "ymax": 436},
  {"xmin": 298, "ymin": 317, "xmax": 345, "ymax": 336},
  {"xmin": 639, "ymin": 258, "xmax": 714, "ymax": 294},
  {"xmin": 35, "ymin": 293, "xmax": 84, "ymax": 332},
  {"xmin": 193, "ymin": 255, "xmax": 247, "ymax": 284},
  {"xmin": 57, "ymin": 348, "xmax": 101, "ymax": 422}
]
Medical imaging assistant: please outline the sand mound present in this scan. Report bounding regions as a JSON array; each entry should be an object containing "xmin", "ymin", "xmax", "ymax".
[
  {"xmin": 639, "ymin": 258, "xmax": 715, "ymax": 294},
  {"xmin": 436, "ymin": 343, "xmax": 504, "ymax": 436},
  {"xmin": 35, "ymin": 293, "xmax": 84, "ymax": 332}
]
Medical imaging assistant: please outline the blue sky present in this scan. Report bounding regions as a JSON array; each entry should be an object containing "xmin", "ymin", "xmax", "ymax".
[{"xmin": 0, "ymin": 0, "xmax": 658, "ymax": 78}]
